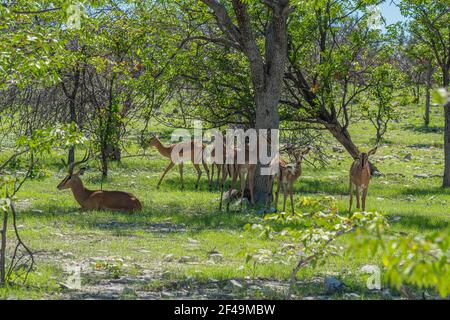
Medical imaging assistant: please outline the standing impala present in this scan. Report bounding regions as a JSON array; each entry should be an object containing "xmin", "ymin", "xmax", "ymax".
[
  {"xmin": 147, "ymin": 136, "xmax": 211, "ymax": 190},
  {"xmin": 57, "ymin": 153, "xmax": 142, "ymax": 212},
  {"xmin": 219, "ymin": 146, "xmax": 256, "ymax": 211},
  {"xmin": 267, "ymin": 147, "xmax": 311, "ymax": 213},
  {"xmin": 349, "ymin": 147, "xmax": 377, "ymax": 212}
]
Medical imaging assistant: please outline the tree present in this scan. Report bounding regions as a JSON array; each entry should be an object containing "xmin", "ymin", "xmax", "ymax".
[
  {"xmin": 282, "ymin": 0, "xmax": 384, "ymax": 159},
  {"xmin": 362, "ymin": 63, "xmax": 406, "ymax": 144},
  {"xmin": 400, "ymin": 1, "xmax": 450, "ymax": 186},
  {"xmin": 398, "ymin": 34, "xmax": 435, "ymax": 128},
  {"xmin": 175, "ymin": 1, "xmax": 391, "ymax": 168},
  {"xmin": 192, "ymin": 0, "xmax": 292, "ymax": 203}
]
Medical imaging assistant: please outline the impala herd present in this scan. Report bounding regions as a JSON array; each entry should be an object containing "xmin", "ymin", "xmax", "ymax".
[{"xmin": 58, "ymin": 134, "xmax": 378, "ymax": 214}]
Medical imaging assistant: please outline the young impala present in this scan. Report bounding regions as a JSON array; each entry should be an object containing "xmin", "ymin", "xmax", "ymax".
[
  {"xmin": 57, "ymin": 153, "xmax": 142, "ymax": 212},
  {"xmin": 267, "ymin": 147, "xmax": 311, "ymax": 213},
  {"xmin": 349, "ymin": 147, "xmax": 377, "ymax": 212}
]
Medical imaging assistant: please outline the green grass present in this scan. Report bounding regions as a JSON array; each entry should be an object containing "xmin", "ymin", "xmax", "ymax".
[{"xmin": 0, "ymin": 103, "xmax": 449, "ymax": 300}]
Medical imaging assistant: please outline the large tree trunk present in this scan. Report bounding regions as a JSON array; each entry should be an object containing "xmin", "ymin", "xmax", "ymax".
[
  {"xmin": 253, "ymin": 93, "xmax": 280, "ymax": 204},
  {"xmin": 199, "ymin": 0, "xmax": 289, "ymax": 204}
]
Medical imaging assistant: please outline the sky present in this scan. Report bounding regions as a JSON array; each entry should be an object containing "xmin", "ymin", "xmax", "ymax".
[{"xmin": 379, "ymin": 1, "xmax": 405, "ymax": 25}]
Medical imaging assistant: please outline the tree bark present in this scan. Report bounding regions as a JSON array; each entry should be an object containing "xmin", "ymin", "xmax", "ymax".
[
  {"xmin": 442, "ymin": 65, "xmax": 450, "ymax": 187},
  {"xmin": 443, "ymin": 101, "xmax": 450, "ymax": 187},
  {"xmin": 325, "ymin": 123, "xmax": 360, "ymax": 158},
  {"xmin": 253, "ymin": 93, "xmax": 281, "ymax": 203},
  {"xmin": 62, "ymin": 67, "xmax": 80, "ymax": 165},
  {"xmin": 424, "ymin": 61, "xmax": 432, "ymax": 128},
  {"xmin": 0, "ymin": 209, "xmax": 8, "ymax": 285},
  {"xmin": 101, "ymin": 147, "xmax": 108, "ymax": 179},
  {"xmin": 200, "ymin": 0, "xmax": 290, "ymax": 204},
  {"xmin": 68, "ymin": 100, "xmax": 77, "ymax": 164}
]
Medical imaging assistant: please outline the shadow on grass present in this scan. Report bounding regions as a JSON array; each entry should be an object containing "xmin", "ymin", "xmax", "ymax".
[
  {"xmin": 20, "ymin": 176, "xmax": 350, "ymax": 235},
  {"xmin": 400, "ymin": 185, "xmax": 450, "ymax": 196},
  {"xmin": 404, "ymin": 124, "xmax": 444, "ymax": 134},
  {"xmin": 296, "ymin": 179, "xmax": 348, "ymax": 196},
  {"xmin": 389, "ymin": 213, "xmax": 449, "ymax": 232},
  {"xmin": 20, "ymin": 200, "xmax": 258, "ymax": 235}
]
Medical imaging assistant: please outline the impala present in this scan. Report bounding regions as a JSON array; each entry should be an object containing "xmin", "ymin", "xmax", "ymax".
[
  {"xmin": 219, "ymin": 146, "xmax": 256, "ymax": 211},
  {"xmin": 57, "ymin": 153, "xmax": 142, "ymax": 212},
  {"xmin": 267, "ymin": 147, "xmax": 311, "ymax": 213},
  {"xmin": 349, "ymin": 147, "xmax": 377, "ymax": 212},
  {"xmin": 148, "ymin": 136, "xmax": 211, "ymax": 190},
  {"xmin": 209, "ymin": 135, "xmax": 230, "ymax": 189}
]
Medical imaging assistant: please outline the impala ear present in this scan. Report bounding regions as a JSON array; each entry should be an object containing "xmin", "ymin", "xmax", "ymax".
[
  {"xmin": 368, "ymin": 146, "xmax": 378, "ymax": 156},
  {"xmin": 78, "ymin": 167, "xmax": 87, "ymax": 175}
]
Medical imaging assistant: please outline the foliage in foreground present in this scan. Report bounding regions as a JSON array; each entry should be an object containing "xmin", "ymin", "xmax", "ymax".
[
  {"xmin": 246, "ymin": 197, "xmax": 449, "ymax": 298},
  {"xmin": 354, "ymin": 230, "xmax": 450, "ymax": 297}
]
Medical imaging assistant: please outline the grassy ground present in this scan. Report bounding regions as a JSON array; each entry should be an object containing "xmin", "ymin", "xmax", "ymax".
[{"xmin": 0, "ymin": 104, "xmax": 449, "ymax": 300}]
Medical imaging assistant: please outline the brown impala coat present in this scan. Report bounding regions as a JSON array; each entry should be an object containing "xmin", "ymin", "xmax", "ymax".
[
  {"xmin": 57, "ymin": 168, "xmax": 142, "ymax": 212},
  {"xmin": 148, "ymin": 137, "xmax": 210, "ymax": 190},
  {"xmin": 349, "ymin": 147, "xmax": 377, "ymax": 212},
  {"xmin": 266, "ymin": 147, "xmax": 311, "ymax": 213}
]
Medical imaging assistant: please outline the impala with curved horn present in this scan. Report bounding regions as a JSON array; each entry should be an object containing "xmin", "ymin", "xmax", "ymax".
[{"xmin": 57, "ymin": 152, "xmax": 142, "ymax": 212}]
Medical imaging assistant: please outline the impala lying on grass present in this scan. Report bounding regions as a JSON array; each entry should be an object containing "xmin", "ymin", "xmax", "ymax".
[
  {"xmin": 349, "ymin": 147, "xmax": 378, "ymax": 212},
  {"xmin": 57, "ymin": 153, "xmax": 142, "ymax": 212}
]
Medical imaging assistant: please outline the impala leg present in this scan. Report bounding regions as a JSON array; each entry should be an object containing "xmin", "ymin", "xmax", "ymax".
[
  {"xmin": 219, "ymin": 165, "xmax": 228, "ymax": 211},
  {"xmin": 240, "ymin": 172, "xmax": 246, "ymax": 211},
  {"xmin": 248, "ymin": 167, "xmax": 255, "ymax": 206},
  {"xmin": 362, "ymin": 187, "xmax": 368, "ymax": 212},
  {"xmin": 265, "ymin": 176, "xmax": 273, "ymax": 208},
  {"xmin": 193, "ymin": 163, "xmax": 202, "ymax": 190},
  {"xmin": 178, "ymin": 163, "xmax": 184, "ymax": 190},
  {"xmin": 202, "ymin": 160, "xmax": 211, "ymax": 190},
  {"xmin": 216, "ymin": 164, "xmax": 222, "ymax": 189},
  {"xmin": 283, "ymin": 183, "xmax": 287, "ymax": 212},
  {"xmin": 157, "ymin": 162, "xmax": 175, "ymax": 189},
  {"xmin": 289, "ymin": 183, "xmax": 295, "ymax": 214},
  {"xmin": 275, "ymin": 176, "xmax": 281, "ymax": 212},
  {"xmin": 349, "ymin": 183, "xmax": 354, "ymax": 213},
  {"xmin": 356, "ymin": 186, "xmax": 361, "ymax": 210},
  {"xmin": 227, "ymin": 166, "xmax": 238, "ymax": 212}
]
